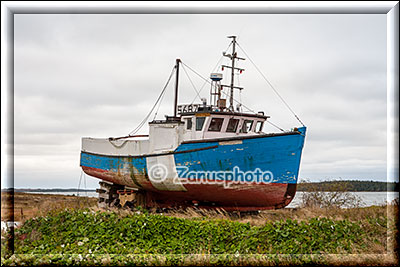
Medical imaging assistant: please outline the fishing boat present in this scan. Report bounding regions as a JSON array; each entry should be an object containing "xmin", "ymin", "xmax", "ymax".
[{"xmin": 80, "ymin": 36, "xmax": 307, "ymax": 211}]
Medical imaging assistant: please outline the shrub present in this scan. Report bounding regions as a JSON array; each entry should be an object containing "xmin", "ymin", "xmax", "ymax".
[{"xmin": 300, "ymin": 179, "xmax": 364, "ymax": 208}]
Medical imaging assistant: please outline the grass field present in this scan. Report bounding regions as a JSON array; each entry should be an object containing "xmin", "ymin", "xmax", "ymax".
[{"xmin": 1, "ymin": 192, "xmax": 398, "ymax": 266}]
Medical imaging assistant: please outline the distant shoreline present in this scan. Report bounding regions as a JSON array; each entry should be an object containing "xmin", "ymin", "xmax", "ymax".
[
  {"xmin": 1, "ymin": 188, "xmax": 96, "ymax": 193},
  {"xmin": 2, "ymin": 180, "xmax": 399, "ymax": 193}
]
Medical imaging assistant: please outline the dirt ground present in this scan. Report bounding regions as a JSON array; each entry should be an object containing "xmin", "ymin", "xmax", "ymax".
[{"xmin": 1, "ymin": 192, "xmax": 97, "ymax": 222}]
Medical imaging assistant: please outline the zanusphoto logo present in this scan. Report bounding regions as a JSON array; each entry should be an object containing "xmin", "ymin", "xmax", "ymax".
[{"xmin": 148, "ymin": 164, "xmax": 274, "ymax": 189}]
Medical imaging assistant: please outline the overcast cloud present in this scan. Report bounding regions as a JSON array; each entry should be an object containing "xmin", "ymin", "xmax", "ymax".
[{"xmin": 9, "ymin": 13, "xmax": 392, "ymax": 188}]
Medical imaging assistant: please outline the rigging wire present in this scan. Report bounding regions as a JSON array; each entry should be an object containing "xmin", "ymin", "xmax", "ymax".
[
  {"xmin": 266, "ymin": 120, "xmax": 285, "ymax": 132},
  {"xmin": 77, "ymin": 171, "xmax": 90, "ymax": 205},
  {"xmin": 77, "ymin": 171, "xmax": 83, "ymax": 197},
  {"xmin": 236, "ymin": 42, "xmax": 306, "ymax": 127},
  {"xmin": 236, "ymin": 61, "xmax": 243, "ymax": 112},
  {"xmin": 82, "ymin": 172, "xmax": 89, "ymax": 205},
  {"xmin": 153, "ymin": 72, "xmax": 171, "ymax": 121},
  {"xmin": 181, "ymin": 64, "xmax": 202, "ymax": 102},
  {"xmin": 189, "ymin": 41, "xmax": 233, "ymax": 105},
  {"xmin": 239, "ymin": 90, "xmax": 243, "ymax": 112},
  {"xmin": 182, "ymin": 62, "xmax": 253, "ymax": 113},
  {"xmin": 153, "ymin": 88, "xmax": 167, "ymax": 121},
  {"xmin": 128, "ymin": 65, "xmax": 176, "ymax": 135},
  {"xmin": 83, "ymin": 172, "xmax": 87, "ymax": 197},
  {"xmin": 188, "ymin": 57, "xmax": 223, "ymax": 105}
]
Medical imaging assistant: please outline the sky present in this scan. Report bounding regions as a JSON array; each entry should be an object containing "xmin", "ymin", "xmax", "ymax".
[{"xmin": 5, "ymin": 13, "xmax": 394, "ymax": 189}]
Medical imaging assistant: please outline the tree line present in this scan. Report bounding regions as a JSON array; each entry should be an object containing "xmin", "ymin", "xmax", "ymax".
[{"xmin": 297, "ymin": 180, "xmax": 399, "ymax": 192}]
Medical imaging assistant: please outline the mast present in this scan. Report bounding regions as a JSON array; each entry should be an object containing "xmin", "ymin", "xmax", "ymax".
[
  {"xmin": 229, "ymin": 36, "xmax": 236, "ymax": 110},
  {"xmin": 174, "ymin": 58, "xmax": 181, "ymax": 117},
  {"xmin": 222, "ymin": 36, "xmax": 245, "ymax": 111}
]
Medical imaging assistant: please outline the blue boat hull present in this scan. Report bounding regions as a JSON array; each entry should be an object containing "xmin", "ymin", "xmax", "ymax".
[{"xmin": 80, "ymin": 127, "xmax": 306, "ymax": 210}]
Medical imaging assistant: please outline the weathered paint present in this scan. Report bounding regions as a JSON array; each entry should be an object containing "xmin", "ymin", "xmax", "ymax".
[
  {"xmin": 80, "ymin": 127, "xmax": 306, "ymax": 210},
  {"xmin": 174, "ymin": 127, "xmax": 306, "ymax": 184},
  {"xmin": 80, "ymin": 153, "xmax": 155, "ymax": 190}
]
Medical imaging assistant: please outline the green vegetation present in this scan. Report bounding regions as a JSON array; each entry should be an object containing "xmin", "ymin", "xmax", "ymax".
[
  {"xmin": 10, "ymin": 210, "xmax": 367, "ymax": 254},
  {"xmin": 298, "ymin": 180, "xmax": 398, "ymax": 192},
  {"xmin": 2, "ymin": 206, "xmax": 395, "ymax": 266}
]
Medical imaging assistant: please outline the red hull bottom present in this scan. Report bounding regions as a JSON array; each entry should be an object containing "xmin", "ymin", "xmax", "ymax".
[
  {"xmin": 146, "ymin": 183, "xmax": 296, "ymax": 211},
  {"xmin": 82, "ymin": 166, "xmax": 297, "ymax": 211}
]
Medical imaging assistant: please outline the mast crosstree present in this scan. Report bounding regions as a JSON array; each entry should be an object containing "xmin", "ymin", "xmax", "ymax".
[{"xmin": 222, "ymin": 36, "xmax": 246, "ymax": 111}]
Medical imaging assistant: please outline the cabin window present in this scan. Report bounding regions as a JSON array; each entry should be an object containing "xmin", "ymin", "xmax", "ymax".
[
  {"xmin": 196, "ymin": 117, "xmax": 206, "ymax": 131},
  {"xmin": 226, "ymin": 118, "xmax": 239, "ymax": 132},
  {"xmin": 208, "ymin": 118, "xmax": 224, "ymax": 132},
  {"xmin": 256, "ymin": 121, "xmax": 264, "ymax": 132},
  {"xmin": 240, "ymin": 120, "xmax": 254, "ymax": 133},
  {"xmin": 186, "ymin": 118, "xmax": 192, "ymax": 130}
]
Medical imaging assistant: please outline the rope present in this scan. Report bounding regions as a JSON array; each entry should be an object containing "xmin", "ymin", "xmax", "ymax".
[
  {"xmin": 109, "ymin": 139, "xmax": 129, "ymax": 149},
  {"xmin": 236, "ymin": 42, "xmax": 306, "ymax": 127},
  {"xmin": 128, "ymin": 65, "xmax": 176, "ymax": 136},
  {"xmin": 108, "ymin": 134, "xmax": 149, "ymax": 141}
]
